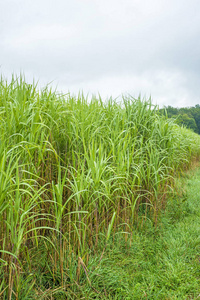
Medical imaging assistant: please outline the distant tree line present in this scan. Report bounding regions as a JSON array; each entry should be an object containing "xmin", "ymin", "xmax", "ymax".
[{"xmin": 159, "ymin": 104, "xmax": 200, "ymax": 134}]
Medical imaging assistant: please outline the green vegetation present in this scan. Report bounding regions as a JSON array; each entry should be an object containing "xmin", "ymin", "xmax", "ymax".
[
  {"xmin": 76, "ymin": 165, "xmax": 200, "ymax": 299},
  {"xmin": 159, "ymin": 105, "xmax": 200, "ymax": 134},
  {"xmin": 0, "ymin": 75, "xmax": 200, "ymax": 299}
]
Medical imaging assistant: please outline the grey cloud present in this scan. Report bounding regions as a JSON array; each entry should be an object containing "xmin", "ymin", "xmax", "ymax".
[{"xmin": 1, "ymin": 0, "xmax": 200, "ymax": 107}]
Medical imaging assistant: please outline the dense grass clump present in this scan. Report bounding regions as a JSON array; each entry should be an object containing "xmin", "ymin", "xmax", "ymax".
[{"xmin": 0, "ymin": 76, "xmax": 200, "ymax": 299}]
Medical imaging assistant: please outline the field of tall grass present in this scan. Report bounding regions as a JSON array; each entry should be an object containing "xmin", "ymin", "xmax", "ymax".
[{"xmin": 0, "ymin": 76, "xmax": 200, "ymax": 299}]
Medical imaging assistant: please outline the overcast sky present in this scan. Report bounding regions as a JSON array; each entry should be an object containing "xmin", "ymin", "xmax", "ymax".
[{"xmin": 1, "ymin": 0, "xmax": 200, "ymax": 107}]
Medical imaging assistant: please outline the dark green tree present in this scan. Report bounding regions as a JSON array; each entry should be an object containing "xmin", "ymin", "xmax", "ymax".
[
  {"xmin": 176, "ymin": 114, "xmax": 198, "ymax": 133},
  {"xmin": 159, "ymin": 104, "xmax": 200, "ymax": 134}
]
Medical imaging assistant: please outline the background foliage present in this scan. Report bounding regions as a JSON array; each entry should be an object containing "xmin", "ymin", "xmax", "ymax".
[{"xmin": 159, "ymin": 104, "xmax": 200, "ymax": 134}]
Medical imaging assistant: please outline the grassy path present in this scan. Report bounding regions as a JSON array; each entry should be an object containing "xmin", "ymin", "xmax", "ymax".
[{"xmin": 84, "ymin": 167, "xmax": 200, "ymax": 299}]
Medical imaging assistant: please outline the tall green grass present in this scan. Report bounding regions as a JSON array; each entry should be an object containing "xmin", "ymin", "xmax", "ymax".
[{"xmin": 0, "ymin": 75, "xmax": 200, "ymax": 299}]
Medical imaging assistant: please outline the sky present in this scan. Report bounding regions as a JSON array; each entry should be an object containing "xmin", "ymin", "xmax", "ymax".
[{"xmin": 1, "ymin": 0, "xmax": 200, "ymax": 107}]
